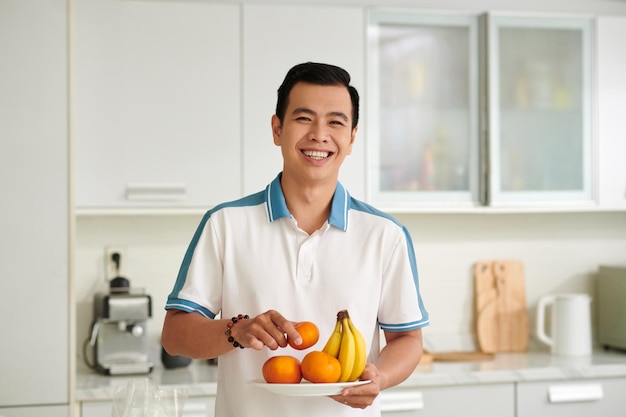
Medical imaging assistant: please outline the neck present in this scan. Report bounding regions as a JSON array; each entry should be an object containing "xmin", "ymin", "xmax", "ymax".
[{"xmin": 280, "ymin": 174, "xmax": 336, "ymax": 234}]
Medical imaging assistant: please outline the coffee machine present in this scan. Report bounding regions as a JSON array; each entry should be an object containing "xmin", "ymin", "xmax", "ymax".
[{"xmin": 88, "ymin": 276, "xmax": 153, "ymax": 375}]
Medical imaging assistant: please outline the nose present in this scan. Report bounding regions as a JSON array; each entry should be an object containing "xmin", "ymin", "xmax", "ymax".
[{"xmin": 308, "ymin": 122, "xmax": 329, "ymax": 142}]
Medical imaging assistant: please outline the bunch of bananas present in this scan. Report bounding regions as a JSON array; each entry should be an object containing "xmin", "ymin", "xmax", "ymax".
[{"xmin": 322, "ymin": 309, "xmax": 367, "ymax": 382}]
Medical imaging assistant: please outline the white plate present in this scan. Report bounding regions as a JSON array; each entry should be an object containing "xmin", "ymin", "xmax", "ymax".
[{"xmin": 248, "ymin": 379, "xmax": 371, "ymax": 396}]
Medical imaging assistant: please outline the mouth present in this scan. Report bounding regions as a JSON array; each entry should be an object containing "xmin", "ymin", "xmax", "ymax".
[{"xmin": 302, "ymin": 150, "xmax": 332, "ymax": 160}]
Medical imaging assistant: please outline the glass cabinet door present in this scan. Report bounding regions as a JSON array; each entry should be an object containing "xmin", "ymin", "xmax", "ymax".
[
  {"xmin": 487, "ymin": 14, "xmax": 593, "ymax": 205},
  {"xmin": 367, "ymin": 12, "xmax": 481, "ymax": 208}
]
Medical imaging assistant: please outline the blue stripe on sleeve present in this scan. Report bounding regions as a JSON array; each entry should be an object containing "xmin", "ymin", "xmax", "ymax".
[
  {"xmin": 379, "ymin": 318, "xmax": 430, "ymax": 332},
  {"xmin": 165, "ymin": 298, "xmax": 216, "ymax": 319}
]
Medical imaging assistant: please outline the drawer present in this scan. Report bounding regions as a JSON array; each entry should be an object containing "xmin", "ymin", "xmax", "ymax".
[
  {"xmin": 381, "ymin": 384, "xmax": 514, "ymax": 417},
  {"xmin": 516, "ymin": 378, "xmax": 626, "ymax": 417}
]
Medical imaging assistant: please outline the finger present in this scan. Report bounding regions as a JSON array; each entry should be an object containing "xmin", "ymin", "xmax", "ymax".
[
  {"xmin": 241, "ymin": 322, "xmax": 283, "ymax": 350},
  {"xmin": 268, "ymin": 310, "xmax": 302, "ymax": 347},
  {"xmin": 243, "ymin": 312, "xmax": 289, "ymax": 349},
  {"xmin": 264, "ymin": 311, "xmax": 298, "ymax": 347},
  {"xmin": 329, "ymin": 395, "xmax": 349, "ymax": 405},
  {"xmin": 279, "ymin": 322, "xmax": 302, "ymax": 347}
]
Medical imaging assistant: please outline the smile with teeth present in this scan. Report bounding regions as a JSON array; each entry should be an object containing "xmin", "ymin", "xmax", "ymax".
[{"xmin": 303, "ymin": 150, "xmax": 330, "ymax": 160}]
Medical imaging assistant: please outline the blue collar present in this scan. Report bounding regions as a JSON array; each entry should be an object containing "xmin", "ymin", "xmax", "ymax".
[{"xmin": 265, "ymin": 173, "xmax": 349, "ymax": 231}]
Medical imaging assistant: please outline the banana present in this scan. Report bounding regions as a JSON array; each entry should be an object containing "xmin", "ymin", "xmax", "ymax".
[
  {"xmin": 337, "ymin": 311, "xmax": 355, "ymax": 382},
  {"xmin": 322, "ymin": 310, "xmax": 368, "ymax": 383},
  {"xmin": 346, "ymin": 316, "xmax": 367, "ymax": 381},
  {"xmin": 322, "ymin": 318, "xmax": 343, "ymax": 358}
]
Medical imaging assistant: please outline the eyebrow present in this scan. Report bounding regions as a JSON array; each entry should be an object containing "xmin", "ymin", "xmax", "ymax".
[{"xmin": 292, "ymin": 107, "xmax": 349, "ymax": 122}]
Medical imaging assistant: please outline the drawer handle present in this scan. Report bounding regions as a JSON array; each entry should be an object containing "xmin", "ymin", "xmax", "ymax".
[
  {"xmin": 548, "ymin": 383, "xmax": 604, "ymax": 403},
  {"xmin": 184, "ymin": 403, "xmax": 208, "ymax": 411},
  {"xmin": 380, "ymin": 390, "xmax": 424, "ymax": 411},
  {"xmin": 126, "ymin": 182, "xmax": 187, "ymax": 201}
]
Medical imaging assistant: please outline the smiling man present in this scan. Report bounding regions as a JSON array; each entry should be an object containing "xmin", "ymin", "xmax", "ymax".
[{"xmin": 162, "ymin": 62, "xmax": 429, "ymax": 417}]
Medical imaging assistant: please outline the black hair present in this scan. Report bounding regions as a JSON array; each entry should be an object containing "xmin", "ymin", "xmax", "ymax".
[{"xmin": 275, "ymin": 62, "xmax": 360, "ymax": 129}]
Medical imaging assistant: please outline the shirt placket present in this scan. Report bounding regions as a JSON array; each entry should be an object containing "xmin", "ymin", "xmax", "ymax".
[{"xmin": 294, "ymin": 223, "xmax": 328, "ymax": 282}]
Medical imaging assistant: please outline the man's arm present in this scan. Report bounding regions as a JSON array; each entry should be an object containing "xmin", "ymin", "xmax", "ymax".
[
  {"xmin": 376, "ymin": 328, "xmax": 423, "ymax": 390},
  {"xmin": 161, "ymin": 309, "xmax": 303, "ymax": 359},
  {"xmin": 161, "ymin": 309, "xmax": 233, "ymax": 359}
]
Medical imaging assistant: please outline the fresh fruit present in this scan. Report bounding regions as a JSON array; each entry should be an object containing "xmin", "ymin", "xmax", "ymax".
[
  {"xmin": 337, "ymin": 313, "xmax": 356, "ymax": 382},
  {"xmin": 346, "ymin": 315, "xmax": 367, "ymax": 382},
  {"xmin": 320, "ymin": 310, "xmax": 367, "ymax": 382},
  {"xmin": 322, "ymin": 319, "xmax": 342, "ymax": 358},
  {"xmin": 288, "ymin": 321, "xmax": 320, "ymax": 350},
  {"xmin": 301, "ymin": 351, "xmax": 341, "ymax": 383},
  {"xmin": 262, "ymin": 355, "xmax": 302, "ymax": 384}
]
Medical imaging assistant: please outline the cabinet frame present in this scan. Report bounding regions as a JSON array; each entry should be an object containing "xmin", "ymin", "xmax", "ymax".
[
  {"xmin": 367, "ymin": 10, "xmax": 597, "ymax": 211},
  {"xmin": 486, "ymin": 13, "xmax": 595, "ymax": 206},
  {"xmin": 367, "ymin": 10, "xmax": 483, "ymax": 209}
]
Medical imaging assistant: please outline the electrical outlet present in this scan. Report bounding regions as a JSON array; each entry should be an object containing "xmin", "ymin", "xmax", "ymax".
[{"xmin": 105, "ymin": 245, "xmax": 126, "ymax": 282}]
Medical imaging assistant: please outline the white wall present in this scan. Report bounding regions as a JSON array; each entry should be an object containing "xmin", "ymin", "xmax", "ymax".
[
  {"xmin": 75, "ymin": 211, "xmax": 626, "ymax": 368},
  {"xmin": 397, "ymin": 212, "xmax": 626, "ymax": 349}
]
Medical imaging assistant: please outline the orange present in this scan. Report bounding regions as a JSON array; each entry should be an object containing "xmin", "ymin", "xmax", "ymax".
[
  {"xmin": 301, "ymin": 351, "xmax": 341, "ymax": 383},
  {"xmin": 288, "ymin": 321, "xmax": 319, "ymax": 350},
  {"xmin": 262, "ymin": 355, "xmax": 302, "ymax": 384}
]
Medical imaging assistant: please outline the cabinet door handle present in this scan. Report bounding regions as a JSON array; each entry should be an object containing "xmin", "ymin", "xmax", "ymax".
[
  {"xmin": 126, "ymin": 182, "xmax": 187, "ymax": 201},
  {"xmin": 548, "ymin": 383, "xmax": 604, "ymax": 403},
  {"xmin": 183, "ymin": 402, "xmax": 208, "ymax": 411},
  {"xmin": 380, "ymin": 390, "xmax": 424, "ymax": 411}
]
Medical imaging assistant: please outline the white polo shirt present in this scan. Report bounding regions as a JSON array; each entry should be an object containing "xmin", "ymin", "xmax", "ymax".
[{"xmin": 166, "ymin": 173, "xmax": 429, "ymax": 417}]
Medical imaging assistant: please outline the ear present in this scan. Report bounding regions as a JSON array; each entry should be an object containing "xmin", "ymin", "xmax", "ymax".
[
  {"xmin": 346, "ymin": 126, "xmax": 358, "ymax": 155},
  {"xmin": 271, "ymin": 115, "xmax": 282, "ymax": 146}
]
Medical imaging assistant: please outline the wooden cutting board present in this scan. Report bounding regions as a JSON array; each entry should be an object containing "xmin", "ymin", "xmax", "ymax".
[
  {"xmin": 474, "ymin": 260, "xmax": 529, "ymax": 353},
  {"xmin": 428, "ymin": 350, "xmax": 494, "ymax": 362},
  {"xmin": 419, "ymin": 350, "xmax": 494, "ymax": 366}
]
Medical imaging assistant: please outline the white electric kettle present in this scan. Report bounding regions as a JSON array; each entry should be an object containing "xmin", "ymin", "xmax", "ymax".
[{"xmin": 536, "ymin": 293, "xmax": 592, "ymax": 356}]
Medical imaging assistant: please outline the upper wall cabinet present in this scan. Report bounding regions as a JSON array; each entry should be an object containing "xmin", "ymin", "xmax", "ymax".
[
  {"xmin": 597, "ymin": 16, "xmax": 626, "ymax": 209},
  {"xmin": 487, "ymin": 14, "xmax": 594, "ymax": 207},
  {"xmin": 242, "ymin": 4, "xmax": 366, "ymax": 199},
  {"xmin": 73, "ymin": 0, "xmax": 241, "ymax": 211},
  {"xmin": 367, "ymin": 12, "xmax": 481, "ymax": 209},
  {"xmin": 367, "ymin": 10, "xmax": 596, "ymax": 210}
]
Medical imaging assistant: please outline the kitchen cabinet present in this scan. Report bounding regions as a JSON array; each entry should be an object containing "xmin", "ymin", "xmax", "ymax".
[
  {"xmin": 0, "ymin": 0, "xmax": 69, "ymax": 411},
  {"xmin": 596, "ymin": 16, "xmax": 626, "ymax": 209},
  {"xmin": 381, "ymin": 384, "xmax": 514, "ymax": 416},
  {"xmin": 241, "ymin": 4, "xmax": 366, "ymax": 200},
  {"xmin": 516, "ymin": 377, "xmax": 626, "ymax": 417},
  {"xmin": 367, "ymin": 10, "xmax": 595, "ymax": 209},
  {"xmin": 487, "ymin": 14, "xmax": 594, "ymax": 206},
  {"xmin": 73, "ymin": 0, "xmax": 241, "ymax": 211},
  {"xmin": 80, "ymin": 396, "xmax": 215, "ymax": 417},
  {"xmin": 367, "ymin": 11, "xmax": 481, "ymax": 208}
]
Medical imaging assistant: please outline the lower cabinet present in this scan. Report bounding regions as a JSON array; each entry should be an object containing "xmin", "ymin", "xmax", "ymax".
[
  {"xmin": 79, "ymin": 377, "xmax": 626, "ymax": 417},
  {"xmin": 80, "ymin": 396, "xmax": 215, "ymax": 417},
  {"xmin": 380, "ymin": 377, "xmax": 626, "ymax": 416},
  {"xmin": 516, "ymin": 378, "xmax": 626, "ymax": 417},
  {"xmin": 380, "ymin": 384, "xmax": 515, "ymax": 417}
]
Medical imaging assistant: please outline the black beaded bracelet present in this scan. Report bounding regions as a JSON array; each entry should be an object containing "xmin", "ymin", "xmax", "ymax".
[{"xmin": 225, "ymin": 314, "xmax": 249, "ymax": 349}]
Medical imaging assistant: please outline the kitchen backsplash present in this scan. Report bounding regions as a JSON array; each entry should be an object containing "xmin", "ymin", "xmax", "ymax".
[{"xmin": 75, "ymin": 211, "xmax": 626, "ymax": 369}]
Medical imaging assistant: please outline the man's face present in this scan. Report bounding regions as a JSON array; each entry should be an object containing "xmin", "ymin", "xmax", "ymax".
[{"xmin": 272, "ymin": 82, "xmax": 357, "ymax": 185}]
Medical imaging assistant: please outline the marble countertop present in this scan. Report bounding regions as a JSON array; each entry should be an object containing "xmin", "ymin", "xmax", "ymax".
[
  {"xmin": 75, "ymin": 350, "xmax": 626, "ymax": 402},
  {"xmin": 403, "ymin": 350, "xmax": 626, "ymax": 387}
]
